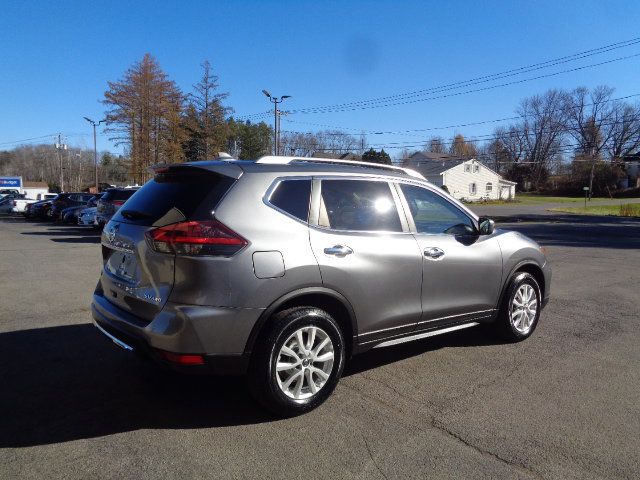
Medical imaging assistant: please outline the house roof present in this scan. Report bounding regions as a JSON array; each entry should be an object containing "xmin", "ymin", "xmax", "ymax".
[
  {"xmin": 402, "ymin": 151, "xmax": 467, "ymax": 176},
  {"xmin": 411, "ymin": 159, "xmax": 466, "ymax": 176},
  {"xmin": 23, "ymin": 181, "xmax": 48, "ymax": 188},
  {"xmin": 408, "ymin": 151, "xmax": 464, "ymax": 162}
]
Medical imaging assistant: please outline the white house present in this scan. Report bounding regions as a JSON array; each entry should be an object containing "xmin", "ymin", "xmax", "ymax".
[
  {"xmin": 22, "ymin": 181, "xmax": 50, "ymax": 200},
  {"xmin": 620, "ymin": 153, "xmax": 640, "ymax": 189},
  {"xmin": 404, "ymin": 152, "xmax": 516, "ymax": 201}
]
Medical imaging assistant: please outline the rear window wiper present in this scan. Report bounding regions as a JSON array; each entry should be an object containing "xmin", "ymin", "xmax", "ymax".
[{"xmin": 120, "ymin": 209, "xmax": 153, "ymax": 220}]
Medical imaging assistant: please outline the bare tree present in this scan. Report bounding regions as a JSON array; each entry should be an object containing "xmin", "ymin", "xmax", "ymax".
[
  {"xmin": 563, "ymin": 86, "xmax": 617, "ymax": 195},
  {"xmin": 280, "ymin": 130, "xmax": 363, "ymax": 157},
  {"xmin": 606, "ymin": 101, "xmax": 640, "ymax": 159},
  {"xmin": 517, "ymin": 89, "xmax": 568, "ymax": 189},
  {"xmin": 448, "ymin": 134, "xmax": 478, "ymax": 157},
  {"xmin": 183, "ymin": 60, "xmax": 232, "ymax": 160},
  {"xmin": 103, "ymin": 53, "xmax": 185, "ymax": 183},
  {"xmin": 427, "ymin": 136, "xmax": 446, "ymax": 153}
]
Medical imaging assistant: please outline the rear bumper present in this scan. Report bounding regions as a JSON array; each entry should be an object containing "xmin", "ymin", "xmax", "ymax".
[{"xmin": 91, "ymin": 292, "xmax": 263, "ymax": 374}]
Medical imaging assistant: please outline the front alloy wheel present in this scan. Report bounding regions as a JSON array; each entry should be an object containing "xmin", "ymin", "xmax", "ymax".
[
  {"xmin": 494, "ymin": 272, "xmax": 542, "ymax": 341},
  {"xmin": 509, "ymin": 284, "xmax": 538, "ymax": 335}
]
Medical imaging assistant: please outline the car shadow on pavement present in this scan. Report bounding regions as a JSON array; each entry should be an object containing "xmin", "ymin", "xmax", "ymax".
[
  {"xmin": 20, "ymin": 226, "xmax": 101, "ymax": 244},
  {"xmin": 0, "ymin": 322, "xmax": 501, "ymax": 447},
  {"xmin": 0, "ymin": 324, "xmax": 271, "ymax": 448}
]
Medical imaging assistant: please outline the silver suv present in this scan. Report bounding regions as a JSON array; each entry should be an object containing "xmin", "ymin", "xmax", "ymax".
[{"xmin": 91, "ymin": 156, "xmax": 551, "ymax": 415}]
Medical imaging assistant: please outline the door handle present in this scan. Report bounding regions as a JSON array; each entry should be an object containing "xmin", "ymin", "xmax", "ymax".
[
  {"xmin": 424, "ymin": 247, "xmax": 445, "ymax": 260},
  {"xmin": 324, "ymin": 245, "xmax": 353, "ymax": 257}
]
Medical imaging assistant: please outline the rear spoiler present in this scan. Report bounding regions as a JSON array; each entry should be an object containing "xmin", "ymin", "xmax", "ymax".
[{"xmin": 148, "ymin": 161, "xmax": 244, "ymax": 180}]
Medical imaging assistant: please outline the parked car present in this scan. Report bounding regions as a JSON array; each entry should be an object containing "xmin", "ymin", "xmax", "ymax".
[
  {"xmin": 28, "ymin": 197, "xmax": 57, "ymax": 219},
  {"xmin": 3, "ymin": 196, "xmax": 36, "ymax": 214},
  {"xmin": 95, "ymin": 188, "xmax": 138, "ymax": 229},
  {"xmin": 91, "ymin": 156, "xmax": 551, "ymax": 416},
  {"xmin": 60, "ymin": 194, "xmax": 102, "ymax": 223},
  {"xmin": 0, "ymin": 194, "xmax": 25, "ymax": 214},
  {"xmin": 0, "ymin": 189, "xmax": 21, "ymax": 200},
  {"xmin": 49, "ymin": 193, "xmax": 95, "ymax": 221},
  {"xmin": 77, "ymin": 206, "xmax": 98, "ymax": 227}
]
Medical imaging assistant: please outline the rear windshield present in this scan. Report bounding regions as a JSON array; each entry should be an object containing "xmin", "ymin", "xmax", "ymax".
[
  {"xmin": 111, "ymin": 169, "xmax": 235, "ymax": 226},
  {"xmin": 102, "ymin": 189, "xmax": 138, "ymax": 201}
]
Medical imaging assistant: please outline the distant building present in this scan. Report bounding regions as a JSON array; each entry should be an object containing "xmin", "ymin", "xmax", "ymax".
[
  {"xmin": 403, "ymin": 152, "xmax": 516, "ymax": 201},
  {"xmin": 620, "ymin": 153, "xmax": 640, "ymax": 189},
  {"xmin": 22, "ymin": 181, "xmax": 49, "ymax": 200}
]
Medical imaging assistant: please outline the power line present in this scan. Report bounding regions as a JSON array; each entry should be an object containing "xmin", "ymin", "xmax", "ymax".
[
  {"xmin": 0, "ymin": 134, "xmax": 59, "ymax": 147},
  {"xmin": 287, "ymin": 38, "xmax": 640, "ymax": 113},
  {"xmin": 280, "ymin": 93, "xmax": 640, "ymax": 137},
  {"xmin": 238, "ymin": 38, "xmax": 640, "ymax": 119},
  {"xmin": 290, "ymin": 53, "xmax": 640, "ymax": 115}
]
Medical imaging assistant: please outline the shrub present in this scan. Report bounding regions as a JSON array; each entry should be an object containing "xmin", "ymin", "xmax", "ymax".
[{"xmin": 619, "ymin": 204, "xmax": 640, "ymax": 217}]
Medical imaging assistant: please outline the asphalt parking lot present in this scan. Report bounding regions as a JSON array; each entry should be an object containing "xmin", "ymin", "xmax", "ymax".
[{"xmin": 1, "ymin": 213, "xmax": 639, "ymax": 479}]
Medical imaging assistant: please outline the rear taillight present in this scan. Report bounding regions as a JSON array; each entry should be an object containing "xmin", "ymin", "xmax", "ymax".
[
  {"xmin": 145, "ymin": 219, "xmax": 247, "ymax": 256},
  {"xmin": 112, "ymin": 200, "xmax": 125, "ymax": 206}
]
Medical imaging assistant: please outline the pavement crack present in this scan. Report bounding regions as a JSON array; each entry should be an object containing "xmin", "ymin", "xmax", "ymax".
[
  {"xmin": 430, "ymin": 419, "xmax": 545, "ymax": 480},
  {"xmin": 362, "ymin": 435, "xmax": 389, "ymax": 480}
]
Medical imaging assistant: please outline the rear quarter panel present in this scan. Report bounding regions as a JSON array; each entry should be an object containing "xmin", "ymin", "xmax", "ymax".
[{"xmin": 169, "ymin": 173, "xmax": 322, "ymax": 308}]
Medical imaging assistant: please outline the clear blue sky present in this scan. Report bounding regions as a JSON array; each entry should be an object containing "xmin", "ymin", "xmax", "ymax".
[{"xmin": 1, "ymin": 0, "xmax": 639, "ymax": 157}]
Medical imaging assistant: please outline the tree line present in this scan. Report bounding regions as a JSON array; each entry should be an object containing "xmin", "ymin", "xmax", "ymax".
[
  {"xmin": 405, "ymin": 86, "xmax": 640, "ymax": 194},
  {"xmin": 1, "ymin": 52, "xmax": 639, "ymax": 195}
]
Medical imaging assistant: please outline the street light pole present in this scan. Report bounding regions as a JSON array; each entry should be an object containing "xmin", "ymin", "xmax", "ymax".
[
  {"xmin": 84, "ymin": 117, "xmax": 105, "ymax": 192},
  {"xmin": 262, "ymin": 90, "xmax": 291, "ymax": 156},
  {"xmin": 55, "ymin": 133, "xmax": 67, "ymax": 192}
]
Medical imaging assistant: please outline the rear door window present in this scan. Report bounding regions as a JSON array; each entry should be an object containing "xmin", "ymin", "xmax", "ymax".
[
  {"xmin": 319, "ymin": 179, "xmax": 402, "ymax": 232},
  {"xmin": 111, "ymin": 169, "xmax": 235, "ymax": 226},
  {"xmin": 269, "ymin": 179, "xmax": 311, "ymax": 222}
]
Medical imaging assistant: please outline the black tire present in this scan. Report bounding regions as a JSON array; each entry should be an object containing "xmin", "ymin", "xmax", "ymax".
[
  {"xmin": 493, "ymin": 272, "xmax": 542, "ymax": 342},
  {"xmin": 248, "ymin": 307, "xmax": 345, "ymax": 417}
]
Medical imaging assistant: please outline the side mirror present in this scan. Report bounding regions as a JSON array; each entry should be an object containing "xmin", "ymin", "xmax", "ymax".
[{"xmin": 478, "ymin": 217, "xmax": 495, "ymax": 235}]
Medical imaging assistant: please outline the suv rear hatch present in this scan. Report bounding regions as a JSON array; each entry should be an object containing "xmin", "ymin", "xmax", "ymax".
[
  {"xmin": 99, "ymin": 164, "xmax": 241, "ymax": 322},
  {"xmin": 97, "ymin": 189, "xmax": 138, "ymax": 217}
]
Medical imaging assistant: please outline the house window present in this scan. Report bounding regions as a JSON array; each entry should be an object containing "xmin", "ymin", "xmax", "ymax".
[
  {"xmin": 469, "ymin": 183, "xmax": 477, "ymax": 195},
  {"xmin": 473, "ymin": 164, "xmax": 480, "ymax": 173},
  {"xmin": 486, "ymin": 182, "xmax": 493, "ymax": 192},
  {"xmin": 464, "ymin": 164, "xmax": 471, "ymax": 172}
]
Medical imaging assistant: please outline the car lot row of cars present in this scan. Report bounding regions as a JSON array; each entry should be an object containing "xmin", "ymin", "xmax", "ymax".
[{"xmin": 1, "ymin": 187, "xmax": 138, "ymax": 228}]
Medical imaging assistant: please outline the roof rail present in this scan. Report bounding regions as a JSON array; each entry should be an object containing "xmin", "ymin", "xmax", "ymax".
[{"xmin": 255, "ymin": 156, "xmax": 425, "ymax": 180}]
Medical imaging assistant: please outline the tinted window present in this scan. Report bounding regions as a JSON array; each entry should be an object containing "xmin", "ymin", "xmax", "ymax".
[
  {"xmin": 400, "ymin": 184, "xmax": 475, "ymax": 235},
  {"xmin": 269, "ymin": 179, "xmax": 311, "ymax": 221},
  {"xmin": 112, "ymin": 170, "xmax": 234, "ymax": 225},
  {"xmin": 320, "ymin": 180, "xmax": 402, "ymax": 232},
  {"xmin": 103, "ymin": 189, "xmax": 138, "ymax": 201}
]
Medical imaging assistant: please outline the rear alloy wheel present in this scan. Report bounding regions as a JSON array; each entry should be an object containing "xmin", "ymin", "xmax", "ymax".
[
  {"xmin": 495, "ymin": 272, "xmax": 542, "ymax": 341},
  {"xmin": 248, "ymin": 307, "xmax": 345, "ymax": 416},
  {"xmin": 275, "ymin": 326, "xmax": 335, "ymax": 400}
]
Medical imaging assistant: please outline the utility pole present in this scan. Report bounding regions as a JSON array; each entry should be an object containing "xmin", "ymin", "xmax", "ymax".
[
  {"xmin": 262, "ymin": 90, "xmax": 291, "ymax": 155},
  {"xmin": 55, "ymin": 134, "xmax": 67, "ymax": 192},
  {"xmin": 84, "ymin": 117, "xmax": 105, "ymax": 192}
]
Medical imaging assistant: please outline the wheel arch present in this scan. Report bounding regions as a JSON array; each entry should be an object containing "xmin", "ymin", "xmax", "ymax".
[
  {"xmin": 497, "ymin": 261, "xmax": 546, "ymax": 310},
  {"xmin": 244, "ymin": 287, "xmax": 358, "ymax": 358}
]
